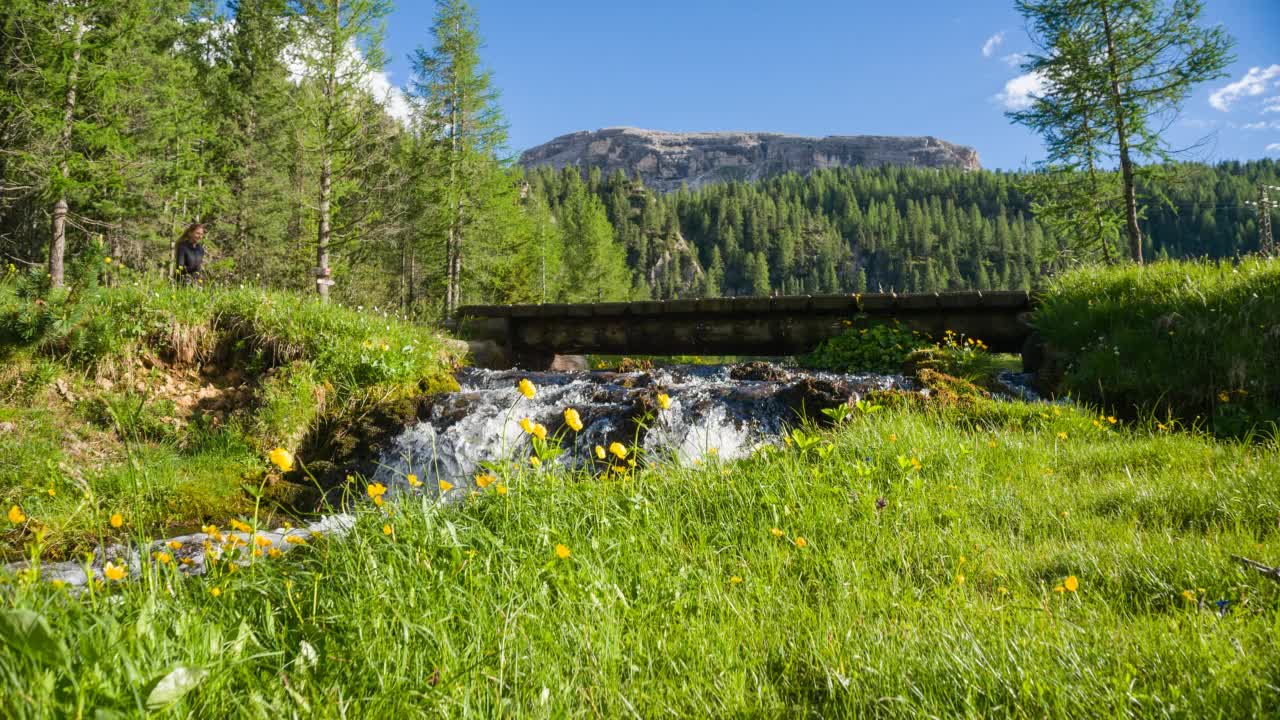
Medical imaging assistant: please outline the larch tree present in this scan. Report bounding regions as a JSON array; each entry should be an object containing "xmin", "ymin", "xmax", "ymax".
[
  {"xmin": 1011, "ymin": 0, "xmax": 1234, "ymax": 263},
  {"xmin": 289, "ymin": 0, "xmax": 392, "ymax": 301},
  {"xmin": 409, "ymin": 0, "xmax": 510, "ymax": 319}
]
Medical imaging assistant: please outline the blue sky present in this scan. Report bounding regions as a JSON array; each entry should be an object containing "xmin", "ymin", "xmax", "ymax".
[{"xmin": 374, "ymin": 0, "xmax": 1280, "ymax": 170}]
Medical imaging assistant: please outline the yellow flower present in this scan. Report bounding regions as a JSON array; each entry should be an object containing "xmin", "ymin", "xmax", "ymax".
[
  {"xmin": 794, "ymin": 537, "xmax": 808, "ymax": 548},
  {"xmin": 407, "ymin": 474, "xmax": 422, "ymax": 488},
  {"xmin": 104, "ymin": 562, "xmax": 126, "ymax": 581},
  {"xmin": 104, "ymin": 257, "xmax": 112, "ymax": 264},
  {"xmin": 888, "ymin": 433, "xmax": 897, "ymax": 442},
  {"xmin": 656, "ymin": 393, "xmax": 671, "ymax": 410},
  {"xmin": 46, "ymin": 487, "xmax": 55, "ymax": 497},
  {"xmin": 268, "ymin": 547, "xmax": 283, "ymax": 558},
  {"xmin": 180, "ymin": 557, "xmax": 194, "ymax": 566},
  {"xmin": 554, "ymin": 543, "xmax": 571, "ymax": 559},
  {"xmin": 202, "ymin": 524, "xmax": 219, "ymax": 535},
  {"xmin": 210, "ymin": 587, "xmax": 222, "ymax": 597},
  {"xmin": 910, "ymin": 457, "xmax": 922, "ymax": 471},
  {"xmin": 997, "ymin": 586, "xmax": 1009, "ymax": 595},
  {"xmin": 476, "ymin": 474, "xmax": 496, "ymax": 489},
  {"xmin": 1182, "ymin": 589, "xmax": 1197, "ymax": 602},
  {"xmin": 108, "ymin": 513, "xmax": 124, "ymax": 528},
  {"xmin": 1063, "ymin": 575, "xmax": 1078, "ymax": 593},
  {"xmin": 956, "ymin": 574, "xmax": 965, "ymax": 585},
  {"xmin": 285, "ymin": 535, "xmax": 307, "ymax": 545},
  {"xmin": 167, "ymin": 540, "xmax": 182, "ymax": 550},
  {"xmin": 770, "ymin": 527, "xmax": 784, "ymax": 537},
  {"xmin": 959, "ymin": 555, "xmax": 967, "ymax": 564},
  {"xmin": 532, "ymin": 423, "xmax": 548, "ymax": 441},
  {"xmin": 1218, "ymin": 391, "xmax": 1230, "ymax": 403},
  {"xmin": 269, "ymin": 447, "xmax": 295, "ymax": 472},
  {"xmin": 529, "ymin": 456, "xmax": 542, "ymax": 468},
  {"xmin": 252, "ymin": 548, "xmax": 263, "ymax": 557},
  {"xmin": 373, "ymin": 496, "xmax": 384, "ymax": 507},
  {"xmin": 729, "ymin": 575, "xmax": 744, "ymax": 585},
  {"xmin": 564, "ymin": 408, "xmax": 583, "ymax": 432},
  {"xmin": 153, "ymin": 552, "xmax": 172, "ymax": 565},
  {"xmin": 380, "ymin": 343, "xmax": 389, "ymax": 352},
  {"xmin": 609, "ymin": 442, "xmax": 627, "ymax": 459},
  {"xmin": 594, "ymin": 445, "xmax": 606, "ymax": 460},
  {"xmin": 366, "ymin": 483, "xmax": 388, "ymax": 499},
  {"xmin": 8, "ymin": 505, "xmax": 26, "ymax": 524},
  {"xmin": 518, "ymin": 378, "xmax": 536, "ymax": 399},
  {"xmin": 254, "ymin": 535, "xmax": 272, "ymax": 547},
  {"xmin": 383, "ymin": 524, "xmax": 393, "ymax": 536},
  {"xmin": 439, "ymin": 480, "xmax": 454, "ymax": 492},
  {"xmin": 519, "ymin": 417, "xmax": 535, "ymax": 434},
  {"xmin": 1056, "ymin": 432, "xmax": 1068, "ymax": 441},
  {"xmin": 1053, "ymin": 584, "xmax": 1065, "ymax": 594},
  {"xmin": 496, "ymin": 484, "xmax": 508, "ymax": 495},
  {"xmin": 1106, "ymin": 416, "xmax": 1117, "ymax": 425}
]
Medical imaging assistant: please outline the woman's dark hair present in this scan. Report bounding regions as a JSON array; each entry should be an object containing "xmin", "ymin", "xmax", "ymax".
[{"xmin": 179, "ymin": 223, "xmax": 206, "ymax": 244}]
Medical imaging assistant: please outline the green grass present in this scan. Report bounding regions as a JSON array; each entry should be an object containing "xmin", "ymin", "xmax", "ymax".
[
  {"xmin": 1035, "ymin": 257, "xmax": 1280, "ymax": 435},
  {"xmin": 3, "ymin": 399, "xmax": 1277, "ymax": 717},
  {"xmin": 0, "ymin": 279, "xmax": 459, "ymax": 559}
]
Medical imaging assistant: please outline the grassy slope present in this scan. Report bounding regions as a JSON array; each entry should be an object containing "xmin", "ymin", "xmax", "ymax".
[
  {"xmin": 3, "ymin": 398, "xmax": 1277, "ymax": 717},
  {"xmin": 0, "ymin": 281, "xmax": 458, "ymax": 559}
]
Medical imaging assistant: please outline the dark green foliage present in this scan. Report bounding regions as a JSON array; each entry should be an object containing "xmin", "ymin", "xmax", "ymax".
[
  {"xmin": 1035, "ymin": 258, "xmax": 1280, "ymax": 435},
  {"xmin": 801, "ymin": 321, "xmax": 931, "ymax": 374}
]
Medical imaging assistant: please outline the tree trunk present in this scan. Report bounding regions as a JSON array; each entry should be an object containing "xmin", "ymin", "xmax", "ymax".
[
  {"xmin": 50, "ymin": 18, "xmax": 85, "ymax": 289},
  {"xmin": 1100, "ymin": 2, "xmax": 1144, "ymax": 264},
  {"xmin": 317, "ymin": 150, "xmax": 331, "ymax": 302}
]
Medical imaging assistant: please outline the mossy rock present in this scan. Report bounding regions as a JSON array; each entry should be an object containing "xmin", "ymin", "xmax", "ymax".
[{"xmin": 916, "ymin": 369, "xmax": 990, "ymax": 409}]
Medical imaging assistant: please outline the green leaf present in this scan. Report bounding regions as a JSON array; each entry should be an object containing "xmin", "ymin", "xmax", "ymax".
[
  {"xmin": 0, "ymin": 609, "xmax": 66, "ymax": 665},
  {"xmin": 145, "ymin": 666, "xmax": 208, "ymax": 709}
]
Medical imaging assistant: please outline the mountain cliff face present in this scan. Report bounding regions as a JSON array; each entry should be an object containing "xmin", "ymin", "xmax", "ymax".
[{"xmin": 519, "ymin": 127, "xmax": 981, "ymax": 192}]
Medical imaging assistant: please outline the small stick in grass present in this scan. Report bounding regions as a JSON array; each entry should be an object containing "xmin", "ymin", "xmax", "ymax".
[{"xmin": 1231, "ymin": 555, "xmax": 1280, "ymax": 584}]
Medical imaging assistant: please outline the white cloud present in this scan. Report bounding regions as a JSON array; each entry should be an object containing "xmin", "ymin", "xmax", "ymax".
[
  {"xmin": 1266, "ymin": 143, "xmax": 1280, "ymax": 153},
  {"xmin": 1001, "ymin": 52, "xmax": 1029, "ymax": 68},
  {"xmin": 982, "ymin": 32, "xmax": 1005, "ymax": 58},
  {"xmin": 364, "ymin": 67, "xmax": 412, "ymax": 122},
  {"xmin": 1240, "ymin": 121, "xmax": 1280, "ymax": 130},
  {"xmin": 286, "ymin": 36, "xmax": 410, "ymax": 124},
  {"xmin": 1263, "ymin": 96, "xmax": 1280, "ymax": 114},
  {"xmin": 995, "ymin": 71, "xmax": 1046, "ymax": 110},
  {"xmin": 1209, "ymin": 64, "xmax": 1280, "ymax": 112}
]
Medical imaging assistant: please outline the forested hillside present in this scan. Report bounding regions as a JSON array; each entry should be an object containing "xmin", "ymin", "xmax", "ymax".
[{"xmin": 528, "ymin": 160, "xmax": 1280, "ymax": 299}]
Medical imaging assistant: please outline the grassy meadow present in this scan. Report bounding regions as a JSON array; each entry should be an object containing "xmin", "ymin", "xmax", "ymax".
[{"xmin": 2, "ymin": 263, "xmax": 1280, "ymax": 717}]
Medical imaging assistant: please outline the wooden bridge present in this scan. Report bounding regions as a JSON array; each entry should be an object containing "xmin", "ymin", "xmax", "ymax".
[{"xmin": 456, "ymin": 291, "xmax": 1039, "ymax": 370}]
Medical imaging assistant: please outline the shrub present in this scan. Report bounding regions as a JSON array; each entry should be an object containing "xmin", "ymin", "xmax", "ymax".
[
  {"xmin": 1034, "ymin": 258, "xmax": 1280, "ymax": 436},
  {"xmin": 801, "ymin": 319, "xmax": 931, "ymax": 374}
]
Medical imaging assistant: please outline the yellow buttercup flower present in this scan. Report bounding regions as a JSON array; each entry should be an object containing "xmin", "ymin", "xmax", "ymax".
[
  {"xmin": 594, "ymin": 445, "xmax": 606, "ymax": 460},
  {"xmin": 154, "ymin": 552, "xmax": 172, "ymax": 565},
  {"xmin": 8, "ymin": 505, "xmax": 25, "ymax": 524},
  {"xmin": 269, "ymin": 447, "xmax": 295, "ymax": 472},
  {"xmin": 729, "ymin": 575, "xmax": 744, "ymax": 584},
  {"xmin": 383, "ymin": 524, "xmax": 393, "ymax": 536},
  {"xmin": 656, "ymin": 393, "xmax": 671, "ymax": 410},
  {"xmin": 285, "ymin": 535, "xmax": 307, "ymax": 545},
  {"xmin": 167, "ymin": 540, "xmax": 182, "ymax": 550},
  {"xmin": 210, "ymin": 587, "xmax": 222, "ymax": 597},
  {"xmin": 1182, "ymin": 589, "xmax": 1197, "ymax": 602},
  {"xmin": 110, "ymin": 513, "xmax": 124, "ymax": 528},
  {"xmin": 104, "ymin": 562, "xmax": 126, "ymax": 581},
  {"xmin": 794, "ymin": 537, "xmax": 808, "ymax": 548},
  {"xmin": 496, "ymin": 484, "xmax": 508, "ymax": 495},
  {"xmin": 956, "ymin": 574, "xmax": 965, "ymax": 585},
  {"xmin": 366, "ymin": 483, "xmax": 388, "ymax": 499},
  {"xmin": 609, "ymin": 442, "xmax": 627, "ymax": 459},
  {"xmin": 439, "ymin": 480, "xmax": 454, "ymax": 492},
  {"xmin": 770, "ymin": 527, "xmax": 784, "ymax": 538},
  {"xmin": 1064, "ymin": 575, "xmax": 1079, "ymax": 593},
  {"xmin": 230, "ymin": 519, "xmax": 251, "ymax": 533},
  {"xmin": 532, "ymin": 423, "xmax": 548, "ymax": 441},
  {"xmin": 518, "ymin": 378, "xmax": 536, "ymax": 399},
  {"xmin": 407, "ymin": 474, "xmax": 422, "ymax": 488},
  {"xmin": 202, "ymin": 524, "xmax": 218, "ymax": 535},
  {"xmin": 1056, "ymin": 432, "xmax": 1068, "ymax": 441},
  {"xmin": 564, "ymin": 408, "xmax": 583, "ymax": 432},
  {"xmin": 254, "ymin": 535, "xmax": 272, "ymax": 547},
  {"xmin": 529, "ymin": 456, "xmax": 542, "ymax": 468},
  {"xmin": 476, "ymin": 474, "xmax": 496, "ymax": 489},
  {"xmin": 554, "ymin": 544, "xmax": 571, "ymax": 559},
  {"xmin": 519, "ymin": 417, "xmax": 535, "ymax": 434}
]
